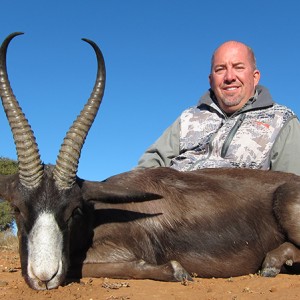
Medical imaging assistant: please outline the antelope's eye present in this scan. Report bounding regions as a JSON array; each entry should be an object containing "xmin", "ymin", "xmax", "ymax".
[
  {"xmin": 67, "ymin": 207, "xmax": 83, "ymax": 223},
  {"xmin": 73, "ymin": 207, "xmax": 83, "ymax": 217},
  {"xmin": 67, "ymin": 207, "xmax": 83, "ymax": 228},
  {"xmin": 12, "ymin": 205, "xmax": 20, "ymax": 215}
]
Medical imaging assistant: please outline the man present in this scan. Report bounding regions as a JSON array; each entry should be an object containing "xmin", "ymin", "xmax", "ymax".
[{"xmin": 137, "ymin": 41, "xmax": 300, "ymax": 175}]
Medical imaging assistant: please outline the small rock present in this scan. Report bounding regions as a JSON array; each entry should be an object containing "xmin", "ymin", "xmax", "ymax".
[
  {"xmin": 269, "ymin": 287, "xmax": 278, "ymax": 293},
  {"xmin": 242, "ymin": 287, "xmax": 252, "ymax": 293},
  {"xmin": 0, "ymin": 280, "xmax": 8, "ymax": 287}
]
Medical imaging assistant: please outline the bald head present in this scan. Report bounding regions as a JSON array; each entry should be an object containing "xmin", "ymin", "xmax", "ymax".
[{"xmin": 211, "ymin": 41, "xmax": 257, "ymax": 72}]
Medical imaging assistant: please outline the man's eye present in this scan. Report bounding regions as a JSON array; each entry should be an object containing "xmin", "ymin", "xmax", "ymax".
[
  {"xmin": 215, "ymin": 67, "xmax": 224, "ymax": 73},
  {"xmin": 235, "ymin": 65, "xmax": 245, "ymax": 70}
]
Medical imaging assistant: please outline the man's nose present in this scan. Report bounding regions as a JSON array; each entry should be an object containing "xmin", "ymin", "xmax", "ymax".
[{"xmin": 224, "ymin": 68, "xmax": 236, "ymax": 82}]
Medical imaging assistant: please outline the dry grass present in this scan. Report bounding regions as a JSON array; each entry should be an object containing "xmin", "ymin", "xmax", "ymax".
[{"xmin": 0, "ymin": 230, "xmax": 18, "ymax": 251}]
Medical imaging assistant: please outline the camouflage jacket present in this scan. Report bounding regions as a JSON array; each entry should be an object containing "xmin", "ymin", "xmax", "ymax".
[{"xmin": 137, "ymin": 85, "xmax": 300, "ymax": 175}]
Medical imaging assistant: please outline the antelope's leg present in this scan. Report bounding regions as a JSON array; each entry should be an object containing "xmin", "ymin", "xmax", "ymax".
[
  {"xmin": 76, "ymin": 260, "xmax": 192, "ymax": 282},
  {"xmin": 261, "ymin": 242, "xmax": 300, "ymax": 277}
]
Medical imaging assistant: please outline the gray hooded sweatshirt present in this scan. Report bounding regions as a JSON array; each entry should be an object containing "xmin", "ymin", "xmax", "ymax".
[{"xmin": 137, "ymin": 85, "xmax": 300, "ymax": 175}]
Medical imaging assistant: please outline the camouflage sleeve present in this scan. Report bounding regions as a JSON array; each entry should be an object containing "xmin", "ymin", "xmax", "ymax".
[
  {"xmin": 270, "ymin": 116, "xmax": 300, "ymax": 175},
  {"xmin": 135, "ymin": 118, "xmax": 181, "ymax": 168}
]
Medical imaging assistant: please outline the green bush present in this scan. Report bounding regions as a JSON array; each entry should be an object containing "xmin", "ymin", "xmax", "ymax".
[
  {"xmin": 0, "ymin": 157, "xmax": 18, "ymax": 175},
  {"xmin": 0, "ymin": 201, "xmax": 14, "ymax": 231},
  {"xmin": 0, "ymin": 157, "xmax": 18, "ymax": 231}
]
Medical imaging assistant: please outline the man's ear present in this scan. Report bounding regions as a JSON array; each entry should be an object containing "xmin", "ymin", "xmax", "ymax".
[
  {"xmin": 253, "ymin": 69, "xmax": 261, "ymax": 86},
  {"xmin": 208, "ymin": 73, "xmax": 212, "ymax": 86}
]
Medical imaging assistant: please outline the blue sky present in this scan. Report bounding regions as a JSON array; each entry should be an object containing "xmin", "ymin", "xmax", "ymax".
[{"xmin": 0, "ymin": 0, "xmax": 300, "ymax": 181}]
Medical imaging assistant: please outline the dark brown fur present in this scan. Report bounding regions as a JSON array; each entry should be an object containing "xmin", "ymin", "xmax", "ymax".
[{"xmin": 68, "ymin": 167, "xmax": 300, "ymax": 279}]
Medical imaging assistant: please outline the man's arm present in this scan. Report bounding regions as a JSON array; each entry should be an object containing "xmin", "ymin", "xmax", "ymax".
[
  {"xmin": 270, "ymin": 117, "xmax": 300, "ymax": 176},
  {"xmin": 136, "ymin": 118, "xmax": 181, "ymax": 168}
]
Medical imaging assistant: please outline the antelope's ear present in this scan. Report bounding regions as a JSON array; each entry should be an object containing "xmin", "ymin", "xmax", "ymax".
[
  {"xmin": 0, "ymin": 174, "xmax": 19, "ymax": 203},
  {"xmin": 79, "ymin": 180, "xmax": 161, "ymax": 204}
]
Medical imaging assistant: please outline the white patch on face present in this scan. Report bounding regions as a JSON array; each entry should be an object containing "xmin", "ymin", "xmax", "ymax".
[{"xmin": 27, "ymin": 212, "xmax": 64, "ymax": 290}]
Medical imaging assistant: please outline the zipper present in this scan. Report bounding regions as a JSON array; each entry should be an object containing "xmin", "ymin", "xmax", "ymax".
[{"xmin": 221, "ymin": 113, "xmax": 246, "ymax": 158}]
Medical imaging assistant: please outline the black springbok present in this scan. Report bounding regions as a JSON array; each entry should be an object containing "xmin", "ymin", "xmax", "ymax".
[{"xmin": 1, "ymin": 33, "xmax": 300, "ymax": 291}]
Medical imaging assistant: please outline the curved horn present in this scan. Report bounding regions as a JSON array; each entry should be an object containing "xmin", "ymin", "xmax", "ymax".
[
  {"xmin": 0, "ymin": 32, "xmax": 44, "ymax": 188},
  {"xmin": 53, "ymin": 38, "xmax": 106, "ymax": 189}
]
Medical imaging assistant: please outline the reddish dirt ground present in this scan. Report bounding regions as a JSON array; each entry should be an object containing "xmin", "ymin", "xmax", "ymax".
[{"xmin": 1, "ymin": 249, "xmax": 300, "ymax": 300}]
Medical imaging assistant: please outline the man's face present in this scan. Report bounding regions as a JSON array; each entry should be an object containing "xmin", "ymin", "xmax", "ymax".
[{"xmin": 209, "ymin": 42, "xmax": 260, "ymax": 114}]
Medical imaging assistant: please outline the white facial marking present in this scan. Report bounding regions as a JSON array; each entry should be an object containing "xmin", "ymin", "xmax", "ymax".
[{"xmin": 27, "ymin": 212, "xmax": 64, "ymax": 290}]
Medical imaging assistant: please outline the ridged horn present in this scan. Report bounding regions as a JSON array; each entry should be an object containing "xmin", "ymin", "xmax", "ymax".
[
  {"xmin": 53, "ymin": 38, "xmax": 106, "ymax": 189},
  {"xmin": 0, "ymin": 32, "xmax": 44, "ymax": 188}
]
